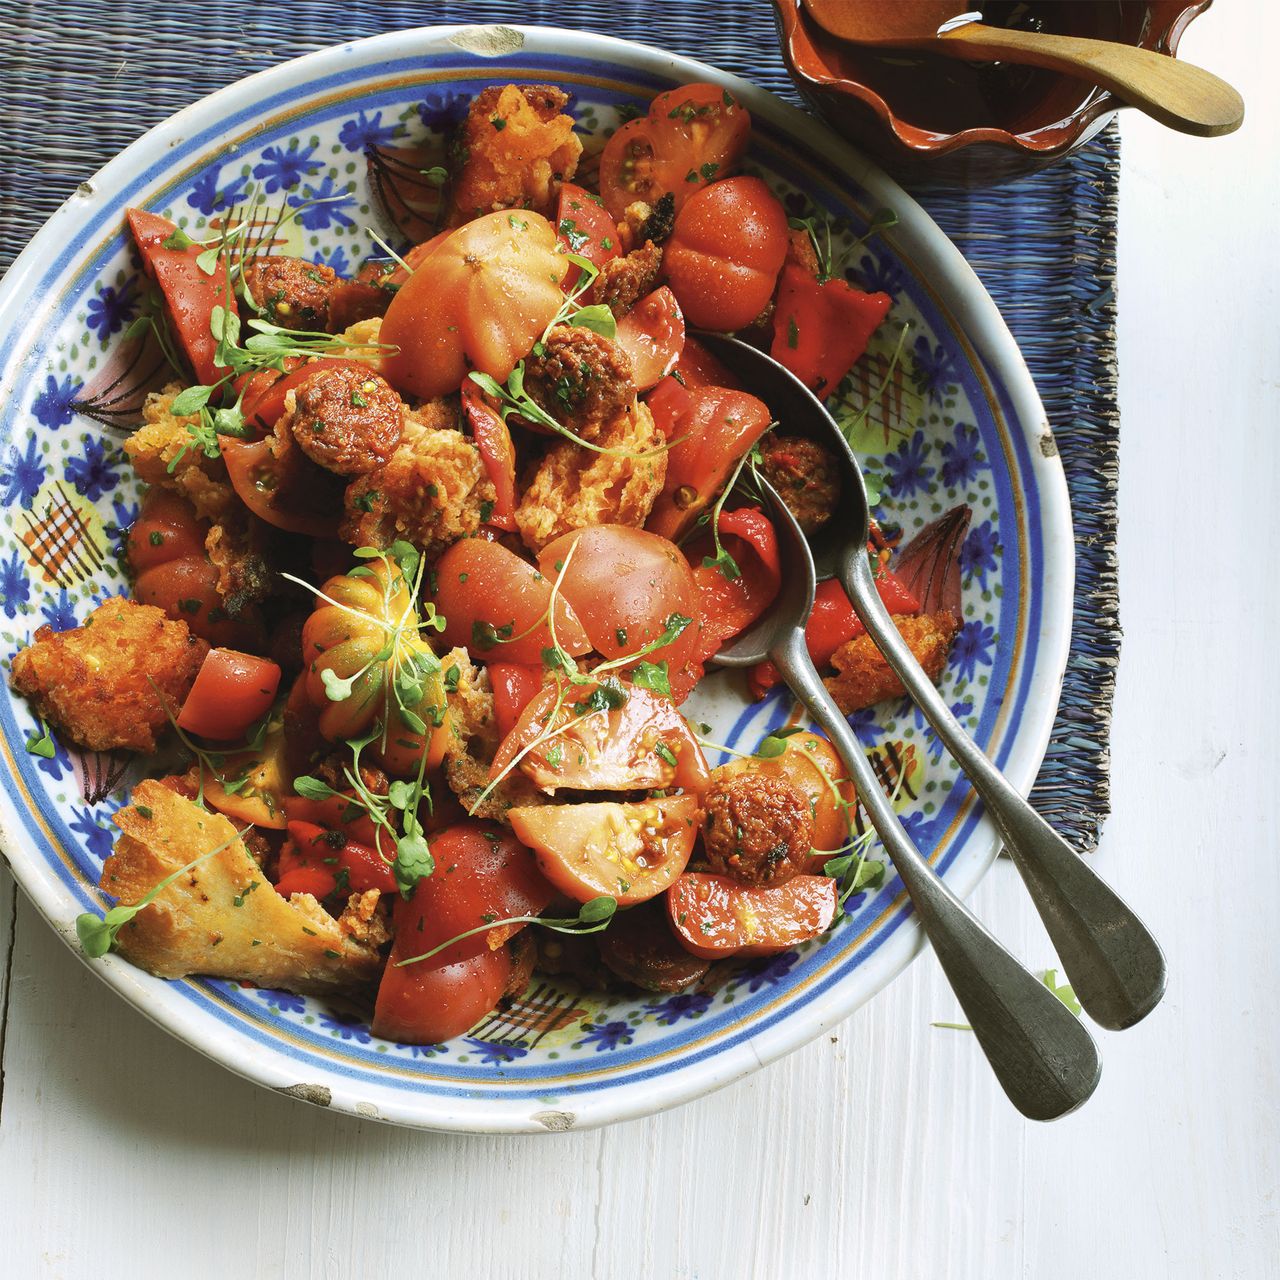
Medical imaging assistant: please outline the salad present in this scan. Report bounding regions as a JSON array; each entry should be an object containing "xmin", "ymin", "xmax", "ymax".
[{"xmin": 9, "ymin": 82, "xmax": 964, "ymax": 1046}]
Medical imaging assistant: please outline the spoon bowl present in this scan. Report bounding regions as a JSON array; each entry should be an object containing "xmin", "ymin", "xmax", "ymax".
[
  {"xmin": 703, "ymin": 332, "xmax": 1167, "ymax": 1031},
  {"xmin": 741, "ymin": 472, "xmax": 1101, "ymax": 1119}
]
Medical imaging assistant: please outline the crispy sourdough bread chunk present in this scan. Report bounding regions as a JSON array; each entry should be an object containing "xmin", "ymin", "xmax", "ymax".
[
  {"xmin": 450, "ymin": 84, "xmax": 582, "ymax": 223},
  {"xmin": 824, "ymin": 611, "xmax": 959, "ymax": 713},
  {"xmin": 126, "ymin": 383, "xmax": 237, "ymax": 521},
  {"xmin": 341, "ymin": 400, "xmax": 495, "ymax": 554},
  {"xmin": 10, "ymin": 598, "xmax": 207, "ymax": 753},
  {"xmin": 438, "ymin": 647, "xmax": 547, "ymax": 823},
  {"xmin": 514, "ymin": 399, "xmax": 666, "ymax": 552},
  {"xmin": 102, "ymin": 780, "xmax": 383, "ymax": 991}
]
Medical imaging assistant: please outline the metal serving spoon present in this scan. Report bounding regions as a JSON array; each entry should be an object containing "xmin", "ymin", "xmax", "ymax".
[
  {"xmin": 718, "ymin": 472, "xmax": 1100, "ymax": 1119},
  {"xmin": 702, "ymin": 332, "xmax": 1166, "ymax": 1032}
]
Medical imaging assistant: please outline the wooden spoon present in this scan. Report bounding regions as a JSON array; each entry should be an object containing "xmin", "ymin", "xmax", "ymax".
[{"xmin": 802, "ymin": 0, "xmax": 1244, "ymax": 137}]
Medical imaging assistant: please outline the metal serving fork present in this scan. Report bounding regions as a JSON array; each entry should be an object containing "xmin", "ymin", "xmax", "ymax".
[
  {"xmin": 715, "ymin": 472, "xmax": 1100, "ymax": 1119},
  {"xmin": 701, "ymin": 332, "xmax": 1166, "ymax": 1032}
]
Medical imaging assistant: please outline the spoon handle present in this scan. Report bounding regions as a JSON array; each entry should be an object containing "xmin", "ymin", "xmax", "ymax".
[
  {"xmin": 839, "ymin": 548, "xmax": 1167, "ymax": 1030},
  {"xmin": 940, "ymin": 23, "xmax": 1243, "ymax": 137},
  {"xmin": 769, "ymin": 624, "xmax": 1100, "ymax": 1121}
]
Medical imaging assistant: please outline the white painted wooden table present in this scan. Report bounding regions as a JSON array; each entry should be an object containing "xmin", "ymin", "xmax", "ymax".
[{"xmin": 1, "ymin": 11, "xmax": 1276, "ymax": 1279}]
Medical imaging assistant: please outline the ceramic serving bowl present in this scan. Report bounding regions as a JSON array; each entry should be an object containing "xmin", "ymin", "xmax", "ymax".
[
  {"xmin": 772, "ymin": 0, "xmax": 1215, "ymax": 183},
  {"xmin": 0, "ymin": 24, "xmax": 1072, "ymax": 1132}
]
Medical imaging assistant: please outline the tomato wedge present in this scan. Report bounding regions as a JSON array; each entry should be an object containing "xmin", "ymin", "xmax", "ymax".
[
  {"xmin": 555, "ymin": 183, "xmax": 622, "ymax": 292},
  {"xmin": 509, "ymin": 794, "xmax": 700, "ymax": 906},
  {"xmin": 220, "ymin": 427, "xmax": 344, "ymax": 537},
  {"xmin": 598, "ymin": 84, "xmax": 750, "ymax": 223},
  {"xmin": 613, "ymin": 287, "xmax": 685, "ymax": 391},
  {"xmin": 373, "ymin": 938, "xmax": 512, "ymax": 1045},
  {"xmin": 667, "ymin": 873, "xmax": 838, "ymax": 958},
  {"xmin": 434, "ymin": 539, "xmax": 591, "ymax": 666},
  {"xmin": 645, "ymin": 385, "xmax": 774, "ymax": 542},
  {"xmin": 176, "ymin": 648, "xmax": 281, "ymax": 741},
  {"xmin": 460, "ymin": 379, "xmax": 518, "ymax": 532},
  {"xmin": 202, "ymin": 717, "xmax": 290, "ymax": 831},
  {"xmin": 386, "ymin": 822, "xmax": 555, "ymax": 966},
  {"xmin": 491, "ymin": 680, "xmax": 709, "ymax": 798},
  {"xmin": 126, "ymin": 208, "xmax": 232, "ymax": 386},
  {"xmin": 488, "ymin": 662, "xmax": 545, "ymax": 740},
  {"xmin": 126, "ymin": 487, "xmax": 208, "ymax": 573},
  {"xmin": 536, "ymin": 525, "xmax": 701, "ymax": 675}
]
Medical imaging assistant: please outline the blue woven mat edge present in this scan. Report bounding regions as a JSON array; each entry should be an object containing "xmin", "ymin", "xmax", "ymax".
[{"xmin": 0, "ymin": 0, "xmax": 1119, "ymax": 850}]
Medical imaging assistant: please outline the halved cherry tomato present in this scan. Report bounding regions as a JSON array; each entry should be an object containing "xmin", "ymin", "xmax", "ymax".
[
  {"xmin": 460, "ymin": 379, "xmax": 518, "ymax": 532},
  {"xmin": 382, "ymin": 211, "xmax": 568, "ymax": 400},
  {"xmin": 556, "ymin": 183, "xmax": 622, "ymax": 292},
  {"xmin": 203, "ymin": 715, "xmax": 291, "ymax": 830},
  {"xmin": 126, "ymin": 487, "xmax": 209, "ymax": 573},
  {"xmin": 134, "ymin": 555, "xmax": 259, "ymax": 649},
  {"xmin": 645, "ymin": 385, "xmax": 774, "ymax": 542},
  {"xmin": 488, "ymin": 662, "xmax": 545, "ymax": 741},
  {"xmin": 536, "ymin": 525, "xmax": 701, "ymax": 676},
  {"xmin": 383, "ymin": 821, "xmax": 554, "ymax": 966},
  {"xmin": 598, "ymin": 84, "xmax": 750, "ymax": 222},
  {"xmin": 220, "ymin": 426, "xmax": 344, "ymax": 538},
  {"xmin": 126, "ymin": 208, "xmax": 232, "ymax": 386},
  {"xmin": 373, "ymin": 938, "xmax": 512, "ymax": 1045},
  {"xmin": 509, "ymin": 794, "xmax": 700, "ymax": 906},
  {"xmin": 434, "ymin": 539, "xmax": 591, "ymax": 666},
  {"xmin": 491, "ymin": 680, "xmax": 709, "ymax": 799},
  {"xmin": 663, "ymin": 176, "xmax": 789, "ymax": 331},
  {"xmin": 176, "ymin": 647, "xmax": 281, "ymax": 741},
  {"xmin": 614, "ymin": 287, "xmax": 685, "ymax": 391},
  {"xmin": 707, "ymin": 731, "xmax": 854, "ymax": 858},
  {"xmin": 279, "ymin": 820, "xmax": 397, "ymax": 896},
  {"xmin": 667, "ymin": 872, "xmax": 838, "ymax": 958}
]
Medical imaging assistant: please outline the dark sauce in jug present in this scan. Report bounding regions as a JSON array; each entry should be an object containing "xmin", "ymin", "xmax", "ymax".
[{"xmin": 811, "ymin": 2, "xmax": 1135, "ymax": 135}]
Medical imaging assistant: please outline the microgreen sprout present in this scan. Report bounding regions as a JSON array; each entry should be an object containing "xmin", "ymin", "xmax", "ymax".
[
  {"xmin": 788, "ymin": 206, "xmax": 898, "ymax": 285},
  {"xmin": 700, "ymin": 434, "xmax": 773, "ymax": 582},
  {"xmin": 394, "ymin": 895, "xmax": 617, "ymax": 967},
  {"xmin": 76, "ymin": 823, "xmax": 251, "ymax": 959},
  {"xmin": 468, "ymin": 364, "xmax": 670, "ymax": 461},
  {"xmin": 835, "ymin": 322, "xmax": 913, "ymax": 449},
  {"xmin": 24, "ymin": 719, "xmax": 55, "ymax": 759}
]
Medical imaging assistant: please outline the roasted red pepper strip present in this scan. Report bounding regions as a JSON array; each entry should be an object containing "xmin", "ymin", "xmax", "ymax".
[
  {"xmin": 488, "ymin": 662, "xmax": 545, "ymax": 740},
  {"xmin": 748, "ymin": 568, "xmax": 920, "ymax": 698},
  {"xmin": 282, "ymin": 793, "xmax": 382, "ymax": 849},
  {"xmin": 769, "ymin": 262, "xmax": 892, "ymax": 398},
  {"xmin": 460, "ymin": 379, "xmax": 518, "ymax": 532},
  {"xmin": 126, "ymin": 208, "xmax": 233, "ymax": 387},
  {"xmin": 280, "ymin": 820, "xmax": 397, "ymax": 895},
  {"xmin": 673, "ymin": 507, "xmax": 782, "ymax": 701}
]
